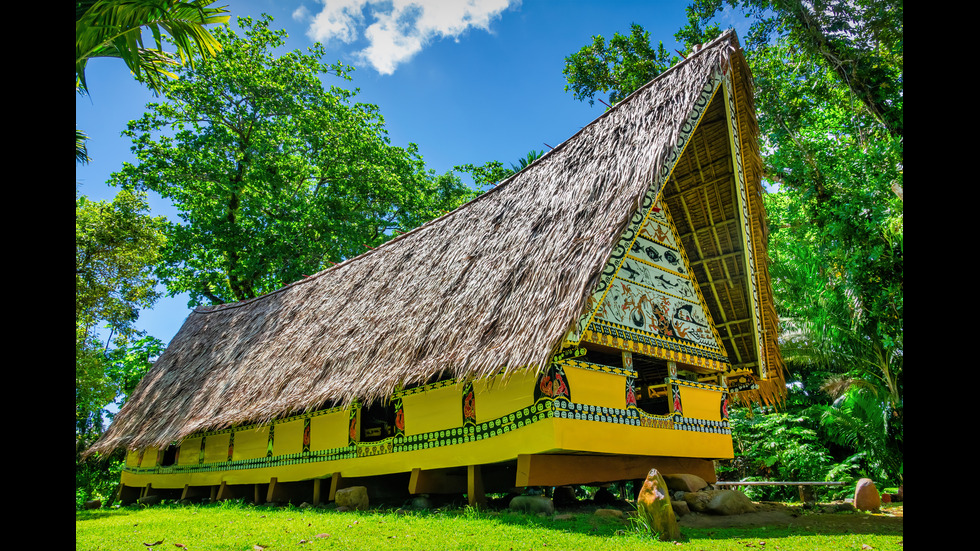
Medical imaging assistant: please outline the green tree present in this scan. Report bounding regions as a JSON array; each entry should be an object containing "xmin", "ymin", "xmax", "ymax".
[
  {"xmin": 454, "ymin": 149, "xmax": 546, "ymax": 190},
  {"xmin": 111, "ymin": 16, "xmax": 478, "ymax": 306},
  {"xmin": 76, "ymin": 189, "xmax": 167, "ymax": 437},
  {"xmin": 676, "ymin": 0, "xmax": 903, "ymax": 137},
  {"xmin": 76, "ymin": 335, "xmax": 164, "ymax": 508},
  {"xmin": 76, "ymin": 0, "xmax": 230, "ymax": 162},
  {"xmin": 562, "ymin": 23, "xmax": 677, "ymax": 108}
]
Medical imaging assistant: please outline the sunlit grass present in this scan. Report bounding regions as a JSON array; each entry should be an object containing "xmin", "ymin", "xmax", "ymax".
[{"xmin": 76, "ymin": 501, "xmax": 903, "ymax": 551}]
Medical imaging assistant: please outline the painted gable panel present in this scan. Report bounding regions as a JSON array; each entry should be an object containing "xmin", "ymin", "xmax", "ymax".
[{"xmin": 585, "ymin": 199, "xmax": 728, "ymax": 368}]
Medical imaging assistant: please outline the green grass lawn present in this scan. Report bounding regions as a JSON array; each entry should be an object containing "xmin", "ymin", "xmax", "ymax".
[{"xmin": 75, "ymin": 501, "xmax": 904, "ymax": 551}]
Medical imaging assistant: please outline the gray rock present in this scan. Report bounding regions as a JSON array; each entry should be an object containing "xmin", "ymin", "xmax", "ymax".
[
  {"xmin": 335, "ymin": 486, "xmax": 369, "ymax": 511},
  {"xmin": 552, "ymin": 486, "xmax": 577, "ymax": 506},
  {"xmin": 137, "ymin": 495, "xmax": 161, "ymax": 506},
  {"xmin": 594, "ymin": 508, "xmax": 624, "ymax": 519},
  {"xmin": 509, "ymin": 495, "xmax": 555, "ymax": 515},
  {"xmin": 705, "ymin": 489, "xmax": 755, "ymax": 515},
  {"xmin": 662, "ymin": 473, "xmax": 708, "ymax": 493},
  {"xmin": 682, "ymin": 489, "xmax": 755, "ymax": 515},
  {"xmin": 593, "ymin": 487, "xmax": 617, "ymax": 505}
]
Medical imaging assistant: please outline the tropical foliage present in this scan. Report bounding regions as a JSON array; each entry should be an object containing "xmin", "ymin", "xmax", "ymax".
[
  {"xmin": 563, "ymin": 23, "xmax": 677, "ymax": 108},
  {"xmin": 76, "ymin": 0, "xmax": 230, "ymax": 163},
  {"xmin": 75, "ymin": 0, "xmax": 230, "ymax": 94},
  {"xmin": 76, "ymin": 190, "xmax": 168, "ymax": 506},
  {"xmin": 76, "ymin": 190, "xmax": 167, "ymax": 435},
  {"xmin": 110, "ymin": 16, "xmax": 479, "ymax": 306}
]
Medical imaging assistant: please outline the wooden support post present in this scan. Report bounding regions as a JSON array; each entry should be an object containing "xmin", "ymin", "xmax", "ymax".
[
  {"xmin": 467, "ymin": 465, "xmax": 486, "ymax": 507},
  {"xmin": 409, "ymin": 467, "xmax": 467, "ymax": 495},
  {"xmin": 117, "ymin": 484, "xmax": 142, "ymax": 505},
  {"xmin": 313, "ymin": 478, "xmax": 323, "ymax": 506},
  {"xmin": 216, "ymin": 481, "xmax": 230, "ymax": 501},
  {"xmin": 328, "ymin": 472, "xmax": 342, "ymax": 501},
  {"xmin": 254, "ymin": 483, "xmax": 264, "ymax": 505},
  {"xmin": 516, "ymin": 454, "xmax": 717, "ymax": 487},
  {"xmin": 210, "ymin": 485, "xmax": 218, "ymax": 502},
  {"xmin": 266, "ymin": 477, "xmax": 279, "ymax": 503}
]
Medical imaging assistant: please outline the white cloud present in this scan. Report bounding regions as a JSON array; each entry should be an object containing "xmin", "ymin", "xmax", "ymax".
[{"xmin": 301, "ymin": 0, "xmax": 517, "ymax": 75}]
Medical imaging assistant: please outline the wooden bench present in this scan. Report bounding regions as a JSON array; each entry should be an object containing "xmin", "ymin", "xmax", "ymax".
[{"xmin": 715, "ymin": 481, "xmax": 845, "ymax": 504}]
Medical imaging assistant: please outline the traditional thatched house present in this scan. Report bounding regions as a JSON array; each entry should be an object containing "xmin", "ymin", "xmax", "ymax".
[{"xmin": 90, "ymin": 31, "xmax": 783, "ymax": 506}]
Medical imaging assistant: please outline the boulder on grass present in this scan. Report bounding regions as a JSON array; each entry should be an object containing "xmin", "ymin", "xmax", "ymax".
[
  {"xmin": 854, "ymin": 478, "xmax": 881, "ymax": 512},
  {"xmin": 683, "ymin": 489, "xmax": 755, "ymax": 515},
  {"xmin": 335, "ymin": 486, "xmax": 369, "ymax": 511},
  {"xmin": 509, "ymin": 495, "xmax": 555, "ymax": 515},
  {"xmin": 635, "ymin": 468, "xmax": 681, "ymax": 542},
  {"xmin": 706, "ymin": 490, "xmax": 755, "ymax": 515},
  {"xmin": 552, "ymin": 486, "xmax": 578, "ymax": 506},
  {"xmin": 594, "ymin": 508, "xmax": 624, "ymax": 519},
  {"xmin": 662, "ymin": 473, "xmax": 708, "ymax": 493},
  {"xmin": 137, "ymin": 495, "xmax": 161, "ymax": 506},
  {"xmin": 593, "ymin": 486, "xmax": 617, "ymax": 505}
]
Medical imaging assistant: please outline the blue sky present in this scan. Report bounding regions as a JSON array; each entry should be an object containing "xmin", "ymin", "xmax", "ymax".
[{"xmin": 76, "ymin": 0, "xmax": 747, "ymax": 345}]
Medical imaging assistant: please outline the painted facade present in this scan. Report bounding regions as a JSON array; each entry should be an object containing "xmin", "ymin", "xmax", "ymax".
[{"xmin": 114, "ymin": 47, "xmax": 774, "ymax": 505}]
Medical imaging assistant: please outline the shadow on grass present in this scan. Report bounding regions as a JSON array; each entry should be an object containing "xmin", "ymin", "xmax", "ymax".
[{"xmin": 75, "ymin": 508, "xmax": 137, "ymax": 522}]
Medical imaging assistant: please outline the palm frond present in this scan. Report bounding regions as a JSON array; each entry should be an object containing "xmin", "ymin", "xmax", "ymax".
[
  {"xmin": 75, "ymin": 0, "xmax": 230, "ymax": 93},
  {"xmin": 76, "ymin": 128, "xmax": 90, "ymax": 165}
]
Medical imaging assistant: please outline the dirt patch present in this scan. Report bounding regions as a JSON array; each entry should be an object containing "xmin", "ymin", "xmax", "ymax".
[{"xmin": 677, "ymin": 501, "xmax": 904, "ymax": 532}]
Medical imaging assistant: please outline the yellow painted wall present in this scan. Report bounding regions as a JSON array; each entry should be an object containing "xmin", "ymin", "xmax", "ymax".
[
  {"xmin": 311, "ymin": 410, "xmax": 349, "ymax": 451},
  {"xmin": 233, "ymin": 426, "xmax": 270, "ymax": 461},
  {"xmin": 120, "ymin": 374, "xmax": 732, "ymax": 491},
  {"xmin": 125, "ymin": 449, "xmax": 140, "ymax": 468},
  {"xmin": 562, "ymin": 367, "xmax": 625, "ymax": 410},
  {"xmin": 473, "ymin": 370, "xmax": 536, "ymax": 422},
  {"xmin": 272, "ymin": 419, "xmax": 304, "ymax": 457},
  {"xmin": 203, "ymin": 433, "xmax": 230, "ymax": 464},
  {"xmin": 141, "ymin": 447, "xmax": 159, "ymax": 468},
  {"xmin": 120, "ymin": 419, "xmax": 560, "ymax": 489},
  {"xmin": 178, "ymin": 437, "xmax": 202, "ymax": 466},
  {"xmin": 554, "ymin": 417, "xmax": 733, "ymax": 460},
  {"xmin": 679, "ymin": 385, "xmax": 723, "ymax": 421},
  {"xmin": 402, "ymin": 385, "xmax": 462, "ymax": 436}
]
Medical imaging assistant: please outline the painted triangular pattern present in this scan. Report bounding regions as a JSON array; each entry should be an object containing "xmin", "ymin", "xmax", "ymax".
[
  {"xmin": 567, "ymin": 67, "xmax": 731, "ymax": 370},
  {"xmin": 580, "ymin": 198, "xmax": 729, "ymax": 368}
]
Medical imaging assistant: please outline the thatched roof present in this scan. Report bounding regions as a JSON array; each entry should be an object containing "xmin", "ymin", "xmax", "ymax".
[{"xmin": 91, "ymin": 31, "xmax": 781, "ymax": 455}]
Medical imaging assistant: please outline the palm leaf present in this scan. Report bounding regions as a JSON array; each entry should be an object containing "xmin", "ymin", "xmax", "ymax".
[{"xmin": 76, "ymin": 0, "xmax": 230, "ymax": 93}]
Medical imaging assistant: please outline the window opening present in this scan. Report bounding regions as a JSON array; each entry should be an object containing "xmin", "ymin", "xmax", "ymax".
[{"xmin": 360, "ymin": 401, "xmax": 396, "ymax": 442}]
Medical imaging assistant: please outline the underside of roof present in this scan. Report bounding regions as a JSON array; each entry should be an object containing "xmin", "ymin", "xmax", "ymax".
[{"xmin": 89, "ymin": 31, "xmax": 782, "ymax": 456}]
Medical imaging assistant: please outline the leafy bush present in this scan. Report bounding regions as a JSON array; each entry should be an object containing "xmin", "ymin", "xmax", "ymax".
[
  {"xmin": 718, "ymin": 405, "xmax": 848, "ymax": 501},
  {"xmin": 75, "ymin": 450, "xmax": 124, "ymax": 509}
]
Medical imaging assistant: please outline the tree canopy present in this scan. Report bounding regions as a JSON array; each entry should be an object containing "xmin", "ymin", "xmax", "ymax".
[
  {"xmin": 562, "ymin": 23, "xmax": 677, "ymax": 108},
  {"xmin": 76, "ymin": 189, "xmax": 167, "ymax": 435},
  {"xmin": 111, "ymin": 16, "xmax": 479, "ymax": 306}
]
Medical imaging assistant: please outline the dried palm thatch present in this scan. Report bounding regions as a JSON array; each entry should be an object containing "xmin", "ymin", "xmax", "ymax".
[{"xmin": 90, "ymin": 31, "xmax": 781, "ymax": 455}]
